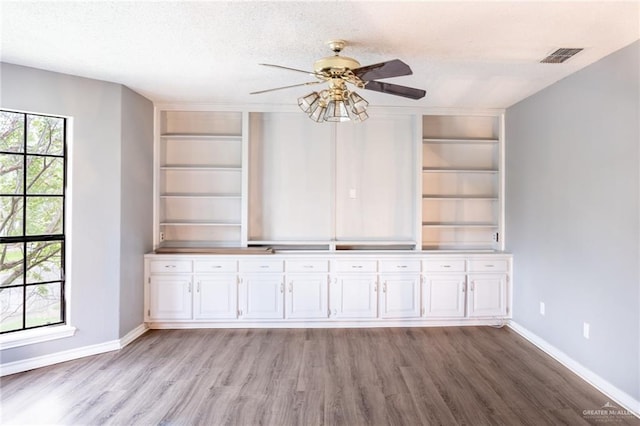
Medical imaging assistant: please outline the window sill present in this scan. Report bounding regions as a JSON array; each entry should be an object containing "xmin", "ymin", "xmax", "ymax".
[{"xmin": 0, "ymin": 325, "xmax": 77, "ymax": 350}]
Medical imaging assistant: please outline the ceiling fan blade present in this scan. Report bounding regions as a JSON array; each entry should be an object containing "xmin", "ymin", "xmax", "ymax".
[
  {"xmin": 353, "ymin": 59, "xmax": 412, "ymax": 81},
  {"xmin": 363, "ymin": 80, "xmax": 426, "ymax": 100},
  {"xmin": 250, "ymin": 80, "xmax": 322, "ymax": 95},
  {"xmin": 259, "ymin": 63, "xmax": 324, "ymax": 78}
]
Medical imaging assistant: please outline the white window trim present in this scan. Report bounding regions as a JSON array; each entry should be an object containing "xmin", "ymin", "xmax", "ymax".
[{"xmin": 0, "ymin": 324, "xmax": 76, "ymax": 350}]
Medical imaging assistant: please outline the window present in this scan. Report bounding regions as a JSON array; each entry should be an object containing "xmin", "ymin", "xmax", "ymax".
[{"xmin": 0, "ymin": 110, "xmax": 66, "ymax": 334}]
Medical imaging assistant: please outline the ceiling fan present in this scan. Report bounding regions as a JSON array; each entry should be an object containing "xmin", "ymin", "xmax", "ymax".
[{"xmin": 250, "ymin": 40, "xmax": 426, "ymax": 123}]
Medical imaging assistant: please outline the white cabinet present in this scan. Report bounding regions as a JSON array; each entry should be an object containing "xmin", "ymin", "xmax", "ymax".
[
  {"xmin": 422, "ymin": 274, "xmax": 466, "ymax": 318},
  {"xmin": 330, "ymin": 274, "xmax": 378, "ymax": 319},
  {"xmin": 379, "ymin": 274, "xmax": 421, "ymax": 319},
  {"xmin": 144, "ymin": 253, "xmax": 511, "ymax": 326},
  {"xmin": 285, "ymin": 274, "xmax": 329, "ymax": 319},
  {"xmin": 239, "ymin": 274, "xmax": 284, "ymax": 319},
  {"xmin": 467, "ymin": 274, "xmax": 507, "ymax": 317},
  {"xmin": 194, "ymin": 275, "xmax": 238, "ymax": 319},
  {"xmin": 148, "ymin": 275, "xmax": 192, "ymax": 320},
  {"xmin": 379, "ymin": 259, "xmax": 421, "ymax": 319}
]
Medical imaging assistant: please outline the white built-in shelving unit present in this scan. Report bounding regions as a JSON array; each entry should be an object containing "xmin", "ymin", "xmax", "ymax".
[
  {"xmin": 421, "ymin": 115, "xmax": 502, "ymax": 250},
  {"xmin": 153, "ymin": 107, "xmax": 504, "ymax": 252},
  {"xmin": 157, "ymin": 110, "xmax": 246, "ymax": 248}
]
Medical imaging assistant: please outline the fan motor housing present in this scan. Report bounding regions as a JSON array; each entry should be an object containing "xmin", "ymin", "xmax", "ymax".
[{"xmin": 314, "ymin": 55, "xmax": 360, "ymax": 74}]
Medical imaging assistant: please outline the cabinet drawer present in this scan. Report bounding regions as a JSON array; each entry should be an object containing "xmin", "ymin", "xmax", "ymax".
[
  {"xmin": 239, "ymin": 260, "xmax": 284, "ymax": 273},
  {"xmin": 286, "ymin": 260, "xmax": 329, "ymax": 273},
  {"xmin": 423, "ymin": 260, "xmax": 465, "ymax": 272},
  {"xmin": 331, "ymin": 260, "xmax": 377, "ymax": 273},
  {"xmin": 194, "ymin": 260, "xmax": 237, "ymax": 273},
  {"xmin": 379, "ymin": 259, "xmax": 420, "ymax": 273},
  {"xmin": 149, "ymin": 260, "xmax": 192, "ymax": 273},
  {"xmin": 468, "ymin": 259, "xmax": 509, "ymax": 272}
]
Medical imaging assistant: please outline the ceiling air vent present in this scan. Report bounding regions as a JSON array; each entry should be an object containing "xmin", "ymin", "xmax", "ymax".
[{"xmin": 540, "ymin": 48, "xmax": 584, "ymax": 64}]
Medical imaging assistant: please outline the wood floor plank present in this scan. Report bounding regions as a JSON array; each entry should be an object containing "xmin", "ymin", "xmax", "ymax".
[{"xmin": 2, "ymin": 327, "xmax": 638, "ymax": 426}]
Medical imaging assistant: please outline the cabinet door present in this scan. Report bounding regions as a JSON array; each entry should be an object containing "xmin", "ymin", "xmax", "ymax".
[
  {"xmin": 239, "ymin": 274, "xmax": 284, "ymax": 319},
  {"xmin": 380, "ymin": 274, "xmax": 421, "ymax": 319},
  {"xmin": 330, "ymin": 274, "xmax": 378, "ymax": 319},
  {"xmin": 467, "ymin": 274, "xmax": 507, "ymax": 317},
  {"xmin": 194, "ymin": 275, "xmax": 238, "ymax": 319},
  {"xmin": 149, "ymin": 275, "xmax": 192, "ymax": 320},
  {"xmin": 422, "ymin": 274, "xmax": 466, "ymax": 318},
  {"xmin": 285, "ymin": 274, "xmax": 329, "ymax": 319}
]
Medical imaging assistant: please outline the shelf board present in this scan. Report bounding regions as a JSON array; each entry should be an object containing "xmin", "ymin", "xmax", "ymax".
[
  {"xmin": 161, "ymin": 133, "xmax": 242, "ymax": 140},
  {"xmin": 158, "ymin": 240, "xmax": 245, "ymax": 249},
  {"xmin": 422, "ymin": 167, "xmax": 498, "ymax": 173},
  {"xmin": 422, "ymin": 195, "xmax": 498, "ymax": 200},
  {"xmin": 160, "ymin": 193, "xmax": 241, "ymax": 199},
  {"xmin": 422, "ymin": 138, "xmax": 499, "ymax": 144},
  {"xmin": 160, "ymin": 165, "xmax": 242, "ymax": 171},
  {"xmin": 422, "ymin": 223, "xmax": 498, "ymax": 228},
  {"xmin": 422, "ymin": 244, "xmax": 497, "ymax": 251},
  {"xmin": 249, "ymin": 240, "xmax": 332, "ymax": 245},
  {"xmin": 160, "ymin": 221, "xmax": 241, "ymax": 227}
]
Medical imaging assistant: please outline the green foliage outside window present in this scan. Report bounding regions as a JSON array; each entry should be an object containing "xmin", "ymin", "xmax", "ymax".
[{"xmin": 0, "ymin": 110, "xmax": 66, "ymax": 333}]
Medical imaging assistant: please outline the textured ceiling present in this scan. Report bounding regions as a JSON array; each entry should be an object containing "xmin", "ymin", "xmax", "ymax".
[{"xmin": 1, "ymin": 1, "xmax": 638, "ymax": 109}]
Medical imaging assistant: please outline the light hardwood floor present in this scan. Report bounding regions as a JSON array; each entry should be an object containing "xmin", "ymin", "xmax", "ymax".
[{"xmin": 1, "ymin": 327, "xmax": 637, "ymax": 425}]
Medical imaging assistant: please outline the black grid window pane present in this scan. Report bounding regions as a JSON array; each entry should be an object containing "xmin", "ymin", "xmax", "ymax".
[
  {"xmin": 26, "ymin": 156, "xmax": 64, "ymax": 195},
  {"xmin": 27, "ymin": 241, "xmax": 62, "ymax": 283},
  {"xmin": 0, "ymin": 197, "xmax": 23, "ymax": 237},
  {"xmin": 25, "ymin": 282, "xmax": 62, "ymax": 328},
  {"xmin": 0, "ymin": 112, "xmax": 24, "ymax": 153},
  {"xmin": 0, "ymin": 110, "xmax": 66, "ymax": 334},
  {"xmin": 0, "ymin": 153, "xmax": 23, "ymax": 193},
  {"xmin": 27, "ymin": 115, "xmax": 64, "ymax": 156},
  {"xmin": 0, "ymin": 242, "xmax": 23, "ymax": 286}
]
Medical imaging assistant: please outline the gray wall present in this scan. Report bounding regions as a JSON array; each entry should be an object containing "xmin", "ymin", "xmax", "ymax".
[
  {"xmin": 119, "ymin": 86, "xmax": 153, "ymax": 337},
  {"xmin": 506, "ymin": 41, "xmax": 639, "ymax": 399},
  {"xmin": 0, "ymin": 63, "xmax": 153, "ymax": 362}
]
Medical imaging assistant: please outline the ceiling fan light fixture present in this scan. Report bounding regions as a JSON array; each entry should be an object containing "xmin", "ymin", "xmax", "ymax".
[
  {"xmin": 346, "ymin": 102, "xmax": 369, "ymax": 122},
  {"xmin": 299, "ymin": 88, "xmax": 369, "ymax": 123},
  {"xmin": 309, "ymin": 101, "xmax": 327, "ymax": 122},
  {"xmin": 297, "ymin": 92, "xmax": 321, "ymax": 113},
  {"xmin": 348, "ymin": 91, "xmax": 369, "ymax": 113},
  {"xmin": 324, "ymin": 99, "xmax": 351, "ymax": 122}
]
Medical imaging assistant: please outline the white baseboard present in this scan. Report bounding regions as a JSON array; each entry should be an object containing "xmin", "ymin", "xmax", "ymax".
[
  {"xmin": 0, "ymin": 323, "xmax": 148, "ymax": 377},
  {"xmin": 508, "ymin": 321, "xmax": 640, "ymax": 418},
  {"xmin": 119, "ymin": 323, "xmax": 148, "ymax": 348},
  {"xmin": 147, "ymin": 318, "xmax": 509, "ymax": 329}
]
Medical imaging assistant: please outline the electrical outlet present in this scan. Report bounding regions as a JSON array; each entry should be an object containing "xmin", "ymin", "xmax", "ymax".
[
  {"xmin": 583, "ymin": 322, "xmax": 590, "ymax": 339},
  {"xmin": 349, "ymin": 188, "xmax": 357, "ymax": 199},
  {"xmin": 539, "ymin": 302, "xmax": 545, "ymax": 316},
  {"xmin": 160, "ymin": 232, "xmax": 165, "ymax": 242}
]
